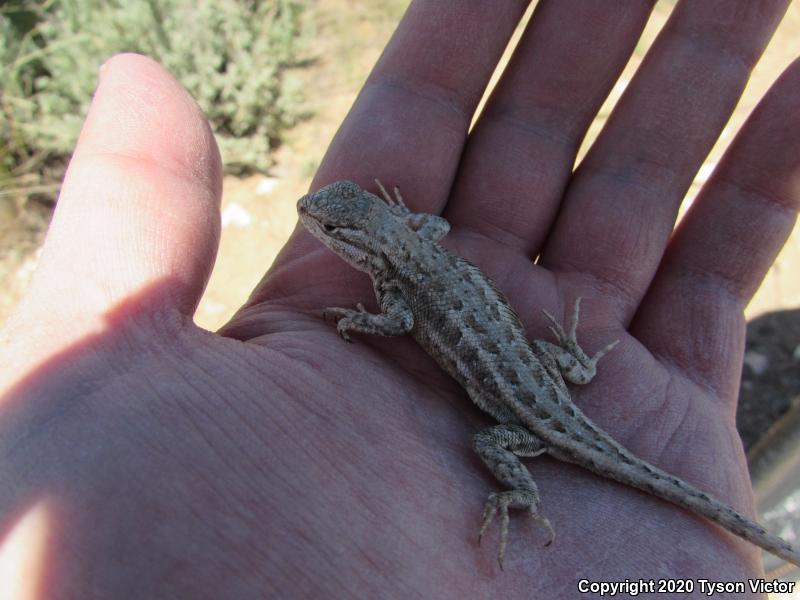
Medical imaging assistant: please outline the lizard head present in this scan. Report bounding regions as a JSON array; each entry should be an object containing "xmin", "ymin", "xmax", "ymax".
[{"xmin": 297, "ymin": 180, "xmax": 402, "ymax": 272}]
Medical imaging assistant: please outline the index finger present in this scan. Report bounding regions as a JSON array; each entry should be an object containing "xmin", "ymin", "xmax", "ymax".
[
  {"xmin": 311, "ymin": 0, "xmax": 530, "ymax": 211},
  {"xmin": 242, "ymin": 1, "xmax": 531, "ymax": 315}
]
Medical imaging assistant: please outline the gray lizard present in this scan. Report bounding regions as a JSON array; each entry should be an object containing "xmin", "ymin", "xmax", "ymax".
[{"xmin": 297, "ymin": 179, "xmax": 800, "ymax": 569}]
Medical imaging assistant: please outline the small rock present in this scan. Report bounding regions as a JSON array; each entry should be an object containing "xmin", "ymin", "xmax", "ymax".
[
  {"xmin": 743, "ymin": 350, "xmax": 769, "ymax": 376},
  {"xmin": 221, "ymin": 202, "xmax": 253, "ymax": 228},
  {"xmin": 255, "ymin": 177, "xmax": 279, "ymax": 195}
]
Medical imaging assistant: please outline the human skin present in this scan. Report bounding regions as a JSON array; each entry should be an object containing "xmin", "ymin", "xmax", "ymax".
[{"xmin": 1, "ymin": 0, "xmax": 800, "ymax": 597}]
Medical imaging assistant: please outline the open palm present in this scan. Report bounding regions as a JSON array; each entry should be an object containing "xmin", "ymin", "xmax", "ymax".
[{"xmin": 2, "ymin": 2, "xmax": 799, "ymax": 598}]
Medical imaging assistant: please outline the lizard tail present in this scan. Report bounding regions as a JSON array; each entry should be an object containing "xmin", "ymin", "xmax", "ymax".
[
  {"xmin": 572, "ymin": 440, "xmax": 800, "ymax": 567},
  {"xmin": 627, "ymin": 460, "xmax": 800, "ymax": 566},
  {"xmin": 505, "ymin": 391, "xmax": 800, "ymax": 565}
]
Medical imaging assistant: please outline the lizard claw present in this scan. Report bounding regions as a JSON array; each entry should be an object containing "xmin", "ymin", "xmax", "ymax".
[
  {"xmin": 542, "ymin": 298, "xmax": 583, "ymax": 344},
  {"xmin": 336, "ymin": 319, "xmax": 355, "ymax": 343},
  {"xmin": 323, "ymin": 306, "xmax": 347, "ymax": 323},
  {"xmin": 323, "ymin": 307, "xmax": 361, "ymax": 342},
  {"xmin": 592, "ymin": 338, "xmax": 619, "ymax": 362},
  {"xmin": 538, "ymin": 514, "xmax": 555, "ymax": 547},
  {"xmin": 478, "ymin": 490, "xmax": 553, "ymax": 570},
  {"xmin": 479, "ymin": 492, "xmax": 511, "ymax": 569},
  {"xmin": 542, "ymin": 309, "xmax": 568, "ymax": 344}
]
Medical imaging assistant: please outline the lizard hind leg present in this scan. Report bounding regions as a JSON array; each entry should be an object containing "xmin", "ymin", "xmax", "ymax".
[
  {"xmin": 473, "ymin": 424, "xmax": 555, "ymax": 569},
  {"xmin": 538, "ymin": 297, "xmax": 619, "ymax": 385}
]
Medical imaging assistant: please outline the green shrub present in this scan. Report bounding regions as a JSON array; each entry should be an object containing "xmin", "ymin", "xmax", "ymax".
[{"xmin": 1, "ymin": 0, "xmax": 306, "ymax": 205}]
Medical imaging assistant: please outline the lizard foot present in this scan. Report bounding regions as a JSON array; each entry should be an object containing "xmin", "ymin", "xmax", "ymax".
[
  {"xmin": 541, "ymin": 297, "xmax": 618, "ymax": 384},
  {"xmin": 322, "ymin": 304, "xmax": 368, "ymax": 343},
  {"xmin": 478, "ymin": 490, "xmax": 555, "ymax": 570}
]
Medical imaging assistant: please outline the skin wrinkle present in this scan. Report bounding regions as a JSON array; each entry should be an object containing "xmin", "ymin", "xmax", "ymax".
[
  {"xmin": 668, "ymin": 3, "xmax": 786, "ymax": 72},
  {"xmin": 457, "ymin": 209, "xmax": 552, "ymax": 257},
  {"xmin": 74, "ymin": 150, "xmax": 220, "ymax": 201},
  {"xmin": 364, "ymin": 77, "xmax": 471, "ymax": 127},
  {"xmin": 186, "ymin": 380, "xmax": 273, "ymax": 482},
  {"xmin": 713, "ymin": 174, "xmax": 800, "ymax": 216},
  {"xmin": 540, "ymin": 262, "xmax": 641, "ymax": 326},
  {"xmin": 672, "ymin": 265, "xmax": 745, "ymax": 308},
  {"xmin": 645, "ymin": 375, "xmax": 694, "ymax": 469},
  {"xmin": 477, "ymin": 108, "xmax": 579, "ymax": 150},
  {"xmin": 574, "ymin": 154, "xmax": 687, "ymax": 199}
]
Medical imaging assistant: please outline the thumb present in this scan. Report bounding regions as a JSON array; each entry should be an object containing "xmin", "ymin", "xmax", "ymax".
[{"xmin": 10, "ymin": 54, "xmax": 222, "ymax": 344}]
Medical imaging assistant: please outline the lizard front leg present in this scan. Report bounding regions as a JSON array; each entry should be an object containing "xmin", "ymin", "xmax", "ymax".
[
  {"xmin": 374, "ymin": 179, "xmax": 450, "ymax": 242},
  {"xmin": 473, "ymin": 424, "xmax": 554, "ymax": 569},
  {"xmin": 324, "ymin": 285, "xmax": 413, "ymax": 342},
  {"xmin": 535, "ymin": 297, "xmax": 618, "ymax": 385}
]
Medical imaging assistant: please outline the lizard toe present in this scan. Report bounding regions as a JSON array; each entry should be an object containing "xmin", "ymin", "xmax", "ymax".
[
  {"xmin": 478, "ymin": 490, "xmax": 553, "ymax": 568},
  {"xmin": 336, "ymin": 319, "xmax": 354, "ymax": 342}
]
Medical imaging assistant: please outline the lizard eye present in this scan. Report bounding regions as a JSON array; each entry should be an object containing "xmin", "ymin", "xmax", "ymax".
[{"xmin": 323, "ymin": 224, "xmax": 338, "ymax": 233}]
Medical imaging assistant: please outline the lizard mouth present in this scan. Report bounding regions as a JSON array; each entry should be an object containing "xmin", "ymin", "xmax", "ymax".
[
  {"xmin": 297, "ymin": 194, "xmax": 338, "ymax": 234},
  {"xmin": 296, "ymin": 197, "xmax": 323, "ymax": 233},
  {"xmin": 297, "ymin": 210, "xmax": 328, "ymax": 239},
  {"xmin": 297, "ymin": 210, "xmax": 368, "ymax": 264}
]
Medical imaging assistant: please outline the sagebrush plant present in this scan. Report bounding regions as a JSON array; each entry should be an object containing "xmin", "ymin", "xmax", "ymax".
[{"xmin": 0, "ymin": 0, "xmax": 306, "ymax": 206}]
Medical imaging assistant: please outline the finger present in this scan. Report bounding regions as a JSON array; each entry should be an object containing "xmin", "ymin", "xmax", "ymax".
[
  {"xmin": 444, "ymin": 0, "xmax": 655, "ymax": 255},
  {"xmin": 19, "ymin": 54, "xmax": 222, "ymax": 333},
  {"xmin": 633, "ymin": 58, "xmax": 800, "ymax": 396},
  {"xmin": 243, "ymin": 0, "xmax": 530, "ymax": 317},
  {"xmin": 311, "ymin": 0, "xmax": 530, "ymax": 211},
  {"xmin": 541, "ymin": 0, "xmax": 788, "ymax": 312}
]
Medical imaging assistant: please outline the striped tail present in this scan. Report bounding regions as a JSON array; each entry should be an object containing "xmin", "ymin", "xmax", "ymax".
[
  {"xmin": 507, "ymin": 395, "xmax": 800, "ymax": 567},
  {"xmin": 601, "ymin": 450, "xmax": 800, "ymax": 567}
]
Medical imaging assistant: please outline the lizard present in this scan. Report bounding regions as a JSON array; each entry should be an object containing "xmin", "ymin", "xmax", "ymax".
[{"xmin": 296, "ymin": 178, "xmax": 800, "ymax": 570}]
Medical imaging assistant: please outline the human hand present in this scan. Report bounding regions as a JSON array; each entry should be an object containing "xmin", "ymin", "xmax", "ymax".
[{"xmin": 2, "ymin": 2, "xmax": 799, "ymax": 598}]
